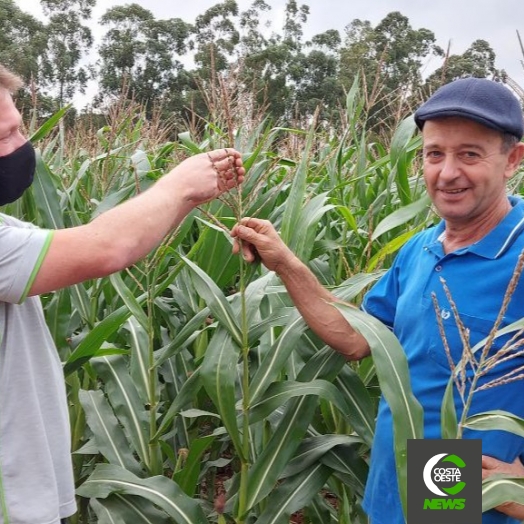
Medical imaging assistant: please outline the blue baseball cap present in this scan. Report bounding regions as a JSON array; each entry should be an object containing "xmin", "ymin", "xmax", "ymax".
[{"xmin": 414, "ymin": 77, "xmax": 524, "ymax": 140}]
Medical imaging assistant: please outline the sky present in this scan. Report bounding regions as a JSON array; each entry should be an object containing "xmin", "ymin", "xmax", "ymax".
[{"xmin": 13, "ymin": 0, "xmax": 524, "ymax": 108}]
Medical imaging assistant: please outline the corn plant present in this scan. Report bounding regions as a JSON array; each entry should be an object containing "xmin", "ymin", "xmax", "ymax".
[
  {"xmin": 68, "ymin": 128, "xmax": 376, "ymax": 522},
  {"xmin": 10, "ymin": 81, "xmax": 524, "ymax": 523},
  {"xmin": 431, "ymin": 254, "xmax": 524, "ymax": 516}
]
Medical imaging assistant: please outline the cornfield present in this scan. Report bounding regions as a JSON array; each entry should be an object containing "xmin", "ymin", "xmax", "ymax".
[{"xmin": 8, "ymin": 80, "xmax": 524, "ymax": 523}]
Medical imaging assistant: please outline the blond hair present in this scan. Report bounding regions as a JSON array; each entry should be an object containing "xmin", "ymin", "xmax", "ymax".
[{"xmin": 0, "ymin": 64, "xmax": 23, "ymax": 92}]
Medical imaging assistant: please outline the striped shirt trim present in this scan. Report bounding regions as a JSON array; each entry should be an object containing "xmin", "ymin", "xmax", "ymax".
[{"xmin": 495, "ymin": 215, "xmax": 524, "ymax": 259}]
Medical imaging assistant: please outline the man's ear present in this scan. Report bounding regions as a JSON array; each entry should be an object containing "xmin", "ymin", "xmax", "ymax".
[{"xmin": 505, "ymin": 142, "xmax": 524, "ymax": 179}]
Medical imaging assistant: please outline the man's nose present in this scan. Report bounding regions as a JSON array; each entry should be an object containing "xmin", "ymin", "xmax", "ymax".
[{"xmin": 439, "ymin": 155, "xmax": 460, "ymax": 181}]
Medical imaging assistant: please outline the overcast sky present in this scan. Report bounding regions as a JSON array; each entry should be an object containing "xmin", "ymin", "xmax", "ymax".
[{"xmin": 14, "ymin": 0, "xmax": 524, "ymax": 107}]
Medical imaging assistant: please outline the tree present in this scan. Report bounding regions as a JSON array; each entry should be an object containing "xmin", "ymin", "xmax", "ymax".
[
  {"xmin": 0, "ymin": 0, "xmax": 48, "ymax": 85},
  {"xmin": 193, "ymin": 0, "xmax": 240, "ymax": 75},
  {"xmin": 339, "ymin": 12, "xmax": 443, "ymax": 132},
  {"xmin": 0, "ymin": 0, "xmax": 57, "ymax": 118},
  {"xmin": 292, "ymin": 30, "xmax": 344, "ymax": 122},
  {"xmin": 41, "ymin": 0, "xmax": 96, "ymax": 106},
  {"xmin": 181, "ymin": 0, "xmax": 241, "ymax": 123},
  {"xmin": 236, "ymin": 0, "xmax": 311, "ymax": 123},
  {"xmin": 423, "ymin": 39, "xmax": 499, "ymax": 95},
  {"xmin": 97, "ymin": 3, "xmax": 192, "ymax": 113},
  {"xmin": 238, "ymin": 0, "xmax": 270, "ymax": 57}
]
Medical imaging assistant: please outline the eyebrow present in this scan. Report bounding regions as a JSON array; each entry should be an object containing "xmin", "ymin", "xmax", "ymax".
[{"xmin": 422, "ymin": 142, "xmax": 486, "ymax": 152}]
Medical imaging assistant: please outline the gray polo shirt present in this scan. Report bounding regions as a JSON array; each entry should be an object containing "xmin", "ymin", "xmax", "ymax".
[{"xmin": 0, "ymin": 214, "xmax": 76, "ymax": 523}]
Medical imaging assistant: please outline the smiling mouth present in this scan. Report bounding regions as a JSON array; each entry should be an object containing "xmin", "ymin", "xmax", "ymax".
[{"xmin": 440, "ymin": 188, "xmax": 467, "ymax": 194}]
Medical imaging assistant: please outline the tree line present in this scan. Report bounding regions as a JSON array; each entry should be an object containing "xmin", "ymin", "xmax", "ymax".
[{"xmin": 0, "ymin": 0, "xmax": 510, "ymax": 134}]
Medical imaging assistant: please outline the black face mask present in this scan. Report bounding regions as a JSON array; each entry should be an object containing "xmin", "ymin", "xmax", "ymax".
[{"xmin": 0, "ymin": 141, "xmax": 36, "ymax": 206}]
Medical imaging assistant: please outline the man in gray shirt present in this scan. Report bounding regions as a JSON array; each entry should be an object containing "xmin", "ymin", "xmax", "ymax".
[{"xmin": 0, "ymin": 64, "xmax": 245, "ymax": 524}]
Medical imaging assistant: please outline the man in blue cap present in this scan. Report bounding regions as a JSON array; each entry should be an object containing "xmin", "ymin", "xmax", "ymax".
[{"xmin": 231, "ymin": 77, "xmax": 524, "ymax": 523}]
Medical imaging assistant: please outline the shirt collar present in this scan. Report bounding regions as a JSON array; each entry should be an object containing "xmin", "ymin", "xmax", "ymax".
[{"xmin": 425, "ymin": 196, "xmax": 524, "ymax": 260}]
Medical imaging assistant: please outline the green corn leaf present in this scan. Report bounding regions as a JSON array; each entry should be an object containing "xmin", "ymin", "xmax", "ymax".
[
  {"xmin": 69, "ymin": 282, "xmax": 91, "ymax": 324},
  {"xmin": 78, "ymin": 464, "xmax": 208, "ymax": 524},
  {"xmin": 290, "ymin": 192, "xmax": 334, "ymax": 262},
  {"xmin": 482, "ymin": 476, "xmax": 524, "ymax": 512},
  {"xmin": 154, "ymin": 368, "xmax": 201, "ymax": 439},
  {"xmin": 90, "ymin": 494, "xmax": 170, "ymax": 524},
  {"xmin": 334, "ymin": 303, "xmax": 424, "ymax": 522},
  {"xmin": 92, "ymin": 185, "xmax": 138, "ymax": 219},
  {"xmin": 79, "ymin": 389, "xmax": 142, "ymax": 476},
  {"xmin": 173, "ymin": 435, "xmax": 216, "ymax": 497},
  {"xmin": 247, "ymin": 306, "xmax": 296, "ymax": 345},
  {"xmin": 335, "ymin": 204, "xmax": 359, "ymax": 233},
  {"xmin": 46, "ymin": 288, "xmax": 72, "ymax": 352},
  {"xmin": 280, "ymin": 126, "xmax": 313, "ymax": 247},
  {"xmin": 158, "ymin": 350, "xmax": 196, "ymax": 444},
  {"xmin": 32, "ymin": 152, "xmax": 65, "ymax": 229},
  {"xmin": 471, "ymin": 317, "xmax": 524, "ymax": 354},
  {"xmin": 321, "ymin": 442, "xmax": 368, "ymax": 497},
  {"xmin": 346, "ymin": 75, "xmax": 363, "ymax": 128},
  {"xmin": 464, "ymin": 410, "xmax": 524, "ymax": 437},
  {"xmin": 90, "ymin": 498, "xmax": 127, "ymax": 524},
  {"xmin": 249, "ymin": 311, "xmax": 307, "ymax": 403},
  {"xmin": 334, "ymin": 365, "xmax": 376, "ymax": 447},
  {"xmin": 231, "ymin": 271, "xmax": 272, "ymax": 325},
  {"xmin": 109, "ymin": 273, "xmax": 149, "ymax": 331},
  {"xmin": 441, "ymin": 378, "xmax": 458, "ymax": 439},
  {"xmin": 91, "ymin": 356, "xmax": 150, "ymax": 470},
  {"xmin": 334, "ymin": 272, "xmax": 385, "ymax": 301},
  {"xmin": 64, "ymin": 301, "xmax": 140, "ymax": 376},
  {"xmin": 193, "ymin": 220, "xmax": 240, "ymax": 288},
  {"xmin": 178, "ymin": 132, "xmax": 202, "ymax": 154},
  {"xmin": 243, "ymin": 394, "xmax": 317, "ymax": 515},
  {"xmin": 281, "ymin": 435, "xmax": 363, "ymax": 478},
  {"xmin": 154, "ymin": 307, "xmax": 211, "ymax": 367},
  {"xmin": 367, "ymin": 228, "xmax": 421, "ymax": 272},
  {"xmin": 451, "ymin": 317, "xmax": 524, "ymax": 380},
  {"xmin": 390, "ymin": 116, "xmax": 418, "ymax": 205},
  {"xmin": 125, "ymin": 318, "xmax": 151, "ymax": 405},
  {"xmin": 199, "ymin": 327, "xmax": 244, "ymax": 460},
  {"xmin": 248, "ymin": 379, "xmax": 352, "ymax": 424},
  {"xmin": 371, "ymin": 194, "xmax": 430, "ymax": 241},
  {"xmin": 181, "ymin": 256, "xmax": 242, "ymax": 345},
  {"xmin": 305, "ymin": 494, "xmax": 334, "ymax": 524},
  {"xmin": 29, "ymin": 105, "xmax": 71, "ymax": 143},
  {"xmin": 255, "ymin": 464, "xmax": 332, "ymax": 524},
  {"xmin": 244, "ymin": 349, "xmax": 345, "ymax": 514}
]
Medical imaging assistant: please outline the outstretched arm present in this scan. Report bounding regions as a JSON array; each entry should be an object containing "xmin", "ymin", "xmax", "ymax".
[
  {"xmin": 30, "ymin": 149, "xmax": 245, "ymax": 295},
  {"xmin": 231, "ymin": 217, "xmax": 370, "ymax": 360}
]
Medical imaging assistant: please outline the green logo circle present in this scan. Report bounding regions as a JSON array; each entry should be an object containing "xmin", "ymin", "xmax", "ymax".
[{"xmin": 423, "ymin": 453, "xmax": 466, "ymax": 496}]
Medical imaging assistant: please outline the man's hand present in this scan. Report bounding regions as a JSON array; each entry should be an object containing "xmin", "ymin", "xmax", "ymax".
[
  {"xmin": 482, "ymin": 455, "xmax": 524, "ymax": 519},
  {"xmin": 230, "ymin": 217, "xmax": 296, "ymax": 273},
  {"xmin": 168, "ymin": 148, "xmax": 245, "ymax": 209}
]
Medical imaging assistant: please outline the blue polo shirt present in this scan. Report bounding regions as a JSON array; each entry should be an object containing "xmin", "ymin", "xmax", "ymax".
[{"xmin": 362, "ymin": 196, "xmax": 524, "ymax": 524}]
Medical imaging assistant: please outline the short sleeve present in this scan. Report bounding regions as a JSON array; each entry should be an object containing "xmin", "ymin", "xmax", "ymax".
[
  {"xmin": 0, "ymin": 215, "xmax": 53, "ymax": 304},
  {"xmin": 361, "ymin": 259, "xmax": 401, "ymax": 330}
]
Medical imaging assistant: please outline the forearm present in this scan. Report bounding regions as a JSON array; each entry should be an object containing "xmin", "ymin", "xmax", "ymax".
[
  {"xmin": 87, "ymin": 176, "xmax": 192, "ymax": 271},
  {"xmin": 29, "ymin": 177, "xmax": 194, "ymax": 295},
  {"xmin": 230, "ymin": 216, "xmax": 370, "ymax": 359},
  {"xmin": 276, "ymin": 255, "xmax": 370, "ymax": 360}
]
